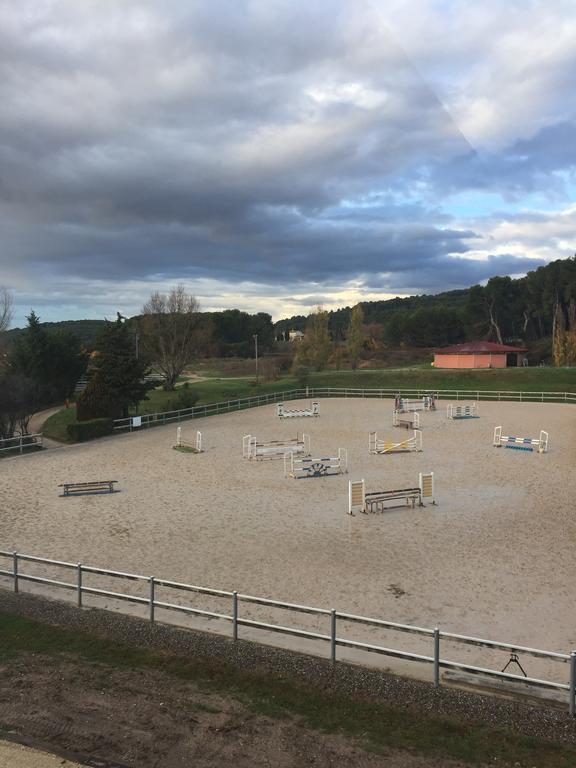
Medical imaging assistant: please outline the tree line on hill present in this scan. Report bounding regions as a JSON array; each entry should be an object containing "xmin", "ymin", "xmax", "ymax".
[
  {"xmin": 1, "ymin": 255, "xmax": 575, "ymax": 442},
  {"xmin": 274, "ymin": 256, "xmax": 576, "ymax": 361},
  {"xmin": 0, "ymin": 286, "xmax": 275, "ymax": 441}
]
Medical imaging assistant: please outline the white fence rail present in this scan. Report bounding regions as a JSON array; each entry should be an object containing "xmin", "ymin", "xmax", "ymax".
[
  {"xmin": 113, "ymin": 388, "xmax": 576, "ymax": 432},
  {"xmin": 0, "ymin": 433, "xmax": 43, "ymax": 455},
  {"xmin": 1, "ymin": 549, "xmax": 575, "ymax": 715}
]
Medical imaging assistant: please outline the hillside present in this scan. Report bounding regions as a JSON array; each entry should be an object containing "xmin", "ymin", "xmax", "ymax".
[
  {"xmin": 274, "ymin": 257, "xmax": 576, "ymax": 355},
  {"xmin": 4, "ymin": 319, "xmax": 107, "ymax": 348}
]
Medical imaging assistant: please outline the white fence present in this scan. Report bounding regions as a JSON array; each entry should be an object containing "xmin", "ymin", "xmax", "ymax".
[
  {"xmin": 111, "ymin": 387, "xmax": 576, "ymax": 433},
  {"xmin": 0, "ymin": 433, "xmax": 43, "ymax": 455},
  {"xmin": 1, "ymin": 549, "xmax": 575, "ymax": 715}
]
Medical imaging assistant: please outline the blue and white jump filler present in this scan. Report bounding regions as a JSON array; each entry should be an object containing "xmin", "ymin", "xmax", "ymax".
[{"xmin": 493, "ymin": 426, "xmax": 549, "ymax": 454}]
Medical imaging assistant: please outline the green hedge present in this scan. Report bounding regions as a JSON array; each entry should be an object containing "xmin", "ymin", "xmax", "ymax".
[{"xmin": 66, "ymin": 417, "xmax": 114, "ymax": 442}]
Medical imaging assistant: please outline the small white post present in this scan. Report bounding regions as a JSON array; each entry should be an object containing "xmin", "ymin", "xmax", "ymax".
[
  {"xmin": 149, "ymin": 576, "xmax": 155, "ymax": 623},
  {"xmin": 330, "ymin": 609, "xmax": 337, "ymax": 663},
  {"xmin": 77, "ymin": 563, "xmax": 83, "ymax": 607},
  {"xmin": 433, "ymin": 627, "xmax": 440, "ymax": 688},
  {"xmin": 232, "ymin": 591, "xmax": 238, "ymax": 641},
  {"xmin": 176, "ymin": 426, "xmax": 182, "ymax": 447},
  {"xmin": 570, "ymin": 652, "xmax": 576, "ymax": 717}
]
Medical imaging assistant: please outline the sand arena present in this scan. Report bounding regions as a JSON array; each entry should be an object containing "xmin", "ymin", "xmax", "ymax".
[{"xmin": 1, "ymin": 398, "xmax": 575, "ymax": 683}]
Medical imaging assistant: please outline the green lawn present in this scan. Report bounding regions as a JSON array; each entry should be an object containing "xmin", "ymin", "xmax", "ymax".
[
  {"xmin": 41, "ymin": 406, "xmax": 78, "ymax": 442},
  {"xmin": 304, "ymin": 366, "xmax": 576, "ymax": 392},
  {"xmin": 1, "ymin": 610, "xmax": 576, "ymax": 767}
]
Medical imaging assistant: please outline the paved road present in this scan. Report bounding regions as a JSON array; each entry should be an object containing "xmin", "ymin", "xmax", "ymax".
[{"xmin": 28, "ymin": 406, "xmax": 66, "ymax": 450}]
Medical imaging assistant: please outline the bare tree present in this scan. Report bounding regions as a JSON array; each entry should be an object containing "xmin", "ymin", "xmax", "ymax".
[
  {"xmin": 140, "ymin": 285, "xmax": 209, "ymax": 390},
  {"xmin": 0, "ymin": 287, "xmax": 13, "ymax": 333}
]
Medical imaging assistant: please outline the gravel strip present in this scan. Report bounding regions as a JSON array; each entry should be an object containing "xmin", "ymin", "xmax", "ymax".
[{"xmin": 1, "ymin": 587, "xmax": 576, "ymax": 747}]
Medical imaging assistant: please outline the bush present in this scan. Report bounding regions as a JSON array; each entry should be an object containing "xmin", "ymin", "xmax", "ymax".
[
  {"xmin": 166, "ymin": 383, "xmax": 200, "ymax": 412},
  {"xmin": 67, "ymin": 417, "xmax": 114, "ymax": 442}
]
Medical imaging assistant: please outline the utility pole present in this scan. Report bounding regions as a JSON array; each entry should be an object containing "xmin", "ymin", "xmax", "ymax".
[{"xmin": 253, "ymin": 334, "xmax": 259, "ymax": 385}]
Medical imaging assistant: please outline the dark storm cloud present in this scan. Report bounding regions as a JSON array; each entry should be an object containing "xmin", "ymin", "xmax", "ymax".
[{"xmin": 0, "ymin": 0, "xmax": 569, "ymax": 320}]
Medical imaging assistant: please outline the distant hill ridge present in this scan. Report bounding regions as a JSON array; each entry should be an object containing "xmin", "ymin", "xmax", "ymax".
[
  {"xmin": 5, "ymin": 319, "xmax": 107, "ymax": 347},
  {"xmin": 274, "ymin": 289, "xmax": 469, "ymax": 334}
]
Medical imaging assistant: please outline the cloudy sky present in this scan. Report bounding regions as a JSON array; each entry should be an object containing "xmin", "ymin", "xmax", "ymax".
[{"xmin": 1, "ymin": 0, "xmax": 575, "ymax": 326}]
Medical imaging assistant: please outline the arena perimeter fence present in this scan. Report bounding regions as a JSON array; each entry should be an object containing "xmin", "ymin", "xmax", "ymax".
[
  {"xmin": 113, "ymin": 387, "xmax": 576, "ymax": 431},
  {"xmin": 1, "ymin": 550, "xmax": 575, "ymax": 715},
  {"xmin": 0, "ymin": 433, "xmax": 43, "ymax": 455}
]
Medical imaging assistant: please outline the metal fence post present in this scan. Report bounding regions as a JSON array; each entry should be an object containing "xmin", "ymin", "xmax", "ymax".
[
  {"xmin": 13, "ymin": 552, "xmax": 18, "ymax": 593},
  {"xmin": 433, "ymin": 627, "xmax": 440, "ymax": 688},
  {"xmin": 77, "ymin": 563, "xmax": 83, "ymax": 607},
  {"xmin": 330, "ymin": 610, "xmax": 337, "ymax": 663},
  {"xmin": 232, "ymin": 591, "xmax": 238, "ymax": 641},
  {"xmin": 570, "ymin": 652, "xmax": 576, "ymax": 717},
  {"xmin": 149, "ymin": 576, "xmax": 155, "ymax": 623}
]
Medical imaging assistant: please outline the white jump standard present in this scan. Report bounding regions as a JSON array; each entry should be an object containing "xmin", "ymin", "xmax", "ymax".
[
  {"xmin": 348, "ymin": 473, "xmax": 435, "ymax": 514},
  {"xmin": 277, "ymin": 401, "xmax": 319, "ymax": 418},
  {"xmin": 369, "ymin": 430, "xmax": 422, "ymax": 454},
  {"xmin": 447, "ymin": 404, "xmax": 479, "ymax": 420},
  {"xmin": 243, "ymin": 433, "xmax": 310, "ymax": 460},
  {"xmin": 493, "ymin": 426, "xmax": 548, "ymax": 453},
  {"xmin": 395, "ymin": 395, "xmax": 436, "ymax": 413},
  {"xmin": 174, "ymin": 427, "xmax": 203, "ymax": 453},
  {"xmin": 284, "ymin": 448, "xmax": 347, "ymax": 478},
  {"xmin": 392, "ymin": 410, "xmax": 420, "ymax": 430}
]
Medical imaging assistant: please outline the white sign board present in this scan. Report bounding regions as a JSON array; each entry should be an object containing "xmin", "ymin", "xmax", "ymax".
[{"xmin": 132, "ymin": 416, "xmax": 142, "ymax": 428}]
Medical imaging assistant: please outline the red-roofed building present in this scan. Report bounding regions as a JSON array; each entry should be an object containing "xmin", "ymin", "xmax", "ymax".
[{"xmin": 433, "ymin": 341, "xmax": 527, "ymax": 369}]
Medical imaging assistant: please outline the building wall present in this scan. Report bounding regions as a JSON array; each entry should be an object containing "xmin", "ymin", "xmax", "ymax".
[{"xmin": 434, "ymin": 353, "xmax": 507, "ymax": 369}]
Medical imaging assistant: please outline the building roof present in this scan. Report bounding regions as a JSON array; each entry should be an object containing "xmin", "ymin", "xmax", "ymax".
[{"xmin": 434, "ymin": 341, "xmax": 527, "ymax": 355}]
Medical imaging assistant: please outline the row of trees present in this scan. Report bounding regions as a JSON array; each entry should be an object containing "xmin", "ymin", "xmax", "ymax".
[
  {"xmin": 292, "ymin": 305, "xmax": 366, "ymax": 380},
  {"xmin": 276, "ymin": 256, "xmax": 576, "ymax": 356},
  {"xmin": 0, "ymin": 294, "xmax": 89, "ymax": 440}
]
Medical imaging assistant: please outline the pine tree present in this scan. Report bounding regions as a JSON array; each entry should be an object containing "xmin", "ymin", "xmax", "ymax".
[
  {"xmin": 346, "ymin": 305, "xmax": 364, "ymax": 370},
  {"xmin": 565, "ymin": 298, "xmax": 576, "ymax": 366},
  {"xmin": 552, "ymin": 300, "xmax": 566, "ymax": 367},
  {"xmin": 80, "ymin": 318, "xmax": 149, "ymax": 419},
  {"xmin": 10, "ymin": 311, "xmax": 87, "ymax": 404}
]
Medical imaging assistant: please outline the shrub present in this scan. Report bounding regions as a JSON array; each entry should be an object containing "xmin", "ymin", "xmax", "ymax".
[
  {"xmin": 166, "ymin": 383, "xmax": 200, "ymax": 412},
  {"xmin": 66, "ymin": 417, "xmax": 114, "ymax": 442}
]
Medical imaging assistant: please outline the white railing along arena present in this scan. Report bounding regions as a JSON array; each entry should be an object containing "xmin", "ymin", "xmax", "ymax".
[
  {"xmin": 113, "ymin": 388, "xmax": 576, "ymax": 432},
  {"xmin": 1, "ymin": 550, "xmax": 575, "ymax": 716}
]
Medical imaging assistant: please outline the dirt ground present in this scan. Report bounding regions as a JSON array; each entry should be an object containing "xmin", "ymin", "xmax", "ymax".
[{"xmin": 0, "ymin": 653, "xmax": 474, "ymax": 768}]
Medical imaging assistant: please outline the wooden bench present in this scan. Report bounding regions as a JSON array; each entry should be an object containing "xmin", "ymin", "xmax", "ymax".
[
  {"xmin": 59, "ymin": 480, "xmax": 118, "ymax": 496},
  {"xmin": 365, "ymin": 488, "xmax": 422, "ymax": 512}
]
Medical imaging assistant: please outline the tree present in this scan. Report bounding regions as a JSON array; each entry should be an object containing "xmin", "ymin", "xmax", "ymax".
[
  {"xmin": 78, "ymin": 317, "xmax": 150, "ymax": 419},
  {"xmin": 0, "ymin": 374, "xmax": 38, "ymax": 439},
  {"xmin": 292, "ymin": 307, "xmax": 332, "ymax": 372},
  {"xmin": 10, "ymin": 311, "xmax": 88, "ymax": 405},
  {"xmin": 346, "ymin": 305, "xmax": 365, "ymax": 370},
  {"xmin": 0, "ymin": 287, "xmax": 13, "ymax": 334},
  {"xmin": 140, "ymin": 286, "xmax": 209, "ymax": 390},
  {"xmin": 552, "ymin": 300, "xmax": 567, "ymax": 367}
]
